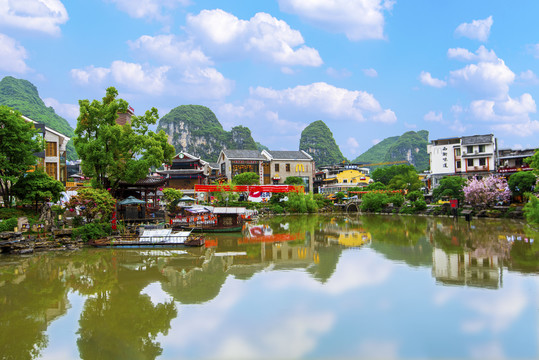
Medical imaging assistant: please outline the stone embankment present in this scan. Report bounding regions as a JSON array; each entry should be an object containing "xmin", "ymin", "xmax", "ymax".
[{"xmin": 0, "ymin": 229, "xmax": 83, "ymax": 255}]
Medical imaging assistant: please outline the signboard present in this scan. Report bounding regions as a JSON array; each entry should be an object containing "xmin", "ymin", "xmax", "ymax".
[{"xmin": 450, "ymin": 199, "xmax": 458, "ymax": 208}]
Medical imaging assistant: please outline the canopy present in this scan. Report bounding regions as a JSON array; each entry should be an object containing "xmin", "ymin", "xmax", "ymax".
[
  {"xmin": 118, "ymin": 196, "xmax": 146, "ymax": 205},
  {"xmin": 180, "ymin": 196, "xmax": 196, "ymax": 201}
]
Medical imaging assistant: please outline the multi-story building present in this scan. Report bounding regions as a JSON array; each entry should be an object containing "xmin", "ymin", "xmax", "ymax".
[
  {"xmin": 427, "ymin": 134, "xmax": 496, "ymax": 190},
  {"xmin": 497, "ymin": 148, "xmax": 537, "ymax": 177},
  {"xmin": 261, "ymin": 150, "xmax": 314, "ymax": 192},
  {"xmin": 157, "ymin": 152, "xmax": 208, "ymax": 190},
  {"xmin": 24, "ymin": 116, "xmax": 70, "ymax": 184},
  {"xmin": 217, "ymin": 149, "xmax": 315, "ymax": 191},
  {"xmin": 314, "ymin": 164, "xmax": 371, "ymax": 194}
]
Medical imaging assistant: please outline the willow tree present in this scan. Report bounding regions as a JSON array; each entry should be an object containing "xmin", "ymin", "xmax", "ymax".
[
  {"xmin": 0, "ymin": 106, "xmax": 43, "ymax": 207},
  {"xmin": 74, "ymin": 87, "xmax": 175, "ymax": 189}
]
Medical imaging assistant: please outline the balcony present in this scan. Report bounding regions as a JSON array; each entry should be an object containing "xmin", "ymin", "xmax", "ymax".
[{"xmin": 468, "ymin": 165, "xmax": 488, "ymax": 172}]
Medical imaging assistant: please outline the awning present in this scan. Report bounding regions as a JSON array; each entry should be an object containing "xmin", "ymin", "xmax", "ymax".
[{"xmin": 324, "ymin": 177, "xmax": 337, "ymax": 182}]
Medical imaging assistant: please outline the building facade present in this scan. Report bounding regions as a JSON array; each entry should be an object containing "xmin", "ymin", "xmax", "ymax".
[
  {"xmin": 24, "ymin": 116, "xmax": 70, "ymax": 184},
  {"xmin": 261, "ymin": 150, "xmax": 315, "ymax": 192},
  {"xmin": 427, "ymin": 134, "xmax": 496, "ymax": 190},
  {"xmin": 497, "ymin": 148, "xmax": 537, "ymax": 177},
  {"xmin": 218, "ymin": 150, "xmax": 266, "ymax": 184},
  {"xmin": 157, "ymin": 152, "xmax": 208, "ymax": 189}
]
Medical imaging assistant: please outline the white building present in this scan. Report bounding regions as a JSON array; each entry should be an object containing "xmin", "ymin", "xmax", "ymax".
[{"xmin": 427, "ymin": 134, "xmax": 496, "ymax": 190}]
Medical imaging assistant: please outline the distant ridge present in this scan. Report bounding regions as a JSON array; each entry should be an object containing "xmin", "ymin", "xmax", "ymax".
[
  {"xmin": 0, "ymin": 76, "xmax": 77, "ymax": 161},
  {"xmin": 299, "ymin": 120, "xmax": 346, "ymax": 167}
]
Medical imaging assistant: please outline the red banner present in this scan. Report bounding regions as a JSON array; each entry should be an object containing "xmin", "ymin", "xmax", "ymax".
[{"xmin": 195, "ymin": 185, "xmax": 304, "ymax": 193}]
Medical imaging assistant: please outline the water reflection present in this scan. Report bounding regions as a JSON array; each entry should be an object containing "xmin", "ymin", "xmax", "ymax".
[{"xmin": 0, "ymin": 214, "xmax": 537, "ymax": 359}]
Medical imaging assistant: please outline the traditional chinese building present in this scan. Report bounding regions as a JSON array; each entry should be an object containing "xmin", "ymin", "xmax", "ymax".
[
  {"xmin": 157, "ymin": 152, "xmax": 209, "ymax": 190},
  {"xmin": 497, "ymin": 148, "xmax": 537, "ymax": 177}
]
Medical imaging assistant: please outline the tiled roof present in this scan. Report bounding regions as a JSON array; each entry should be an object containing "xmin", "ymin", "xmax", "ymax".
[
  {"xmin": 265, "ymin": 150, "xmax": 313, "ymax": 160},
  {"xmin": 461, "ymin": 134, "xmax": 494, "ymax": 145},
  {"xmin": 222, "ymin": 149, "xmax": 265, "ymax": 160}
]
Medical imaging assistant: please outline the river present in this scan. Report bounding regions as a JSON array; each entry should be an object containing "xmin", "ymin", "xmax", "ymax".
[{"xmin": 0, "ymin": 215, "xmax": 537, "ymax": 360}]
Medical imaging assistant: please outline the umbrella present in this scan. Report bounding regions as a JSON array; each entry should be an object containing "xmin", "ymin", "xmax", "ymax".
[
  {"xmin": 118, "ymin": 196, "xmax": 146, "ymax": 205},
  {"xmin": 180, "ymin": 196, "xmax": 196, "ymax": 201}
]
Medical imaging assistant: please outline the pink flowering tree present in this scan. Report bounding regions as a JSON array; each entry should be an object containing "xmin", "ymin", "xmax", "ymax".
[{"xmin": 463, "ymin": 175, "xmax": 511, "ymax": 207}]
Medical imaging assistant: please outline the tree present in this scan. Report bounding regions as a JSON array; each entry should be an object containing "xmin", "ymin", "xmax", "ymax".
[
  {"xmin": 162, "ymin": 188, "xmax": 183, "ymax": 212},
  {"xmin": 232, "ymin": 172, "xmax": 259, "ymax": 185},
  {"xmin": 388, "ymin": 167, "xmax": 422, "ymax": 192},
  {"xmin": 284, "ymin": 176, "xmax": 304, "ymax": 185},
  {"xmin": 74, "ymin": 87, "xmax": 175, "ymax": 190},
  {"xmin": 463, "ymin": 175, "xmax": 511, "ymax": 207},
  {"xmin": 508, "ymin": 171, "xmax": 537, "ymax": 198},
  {"xmin": 0, "ymin": 106, "xmax": 43, "ymax": 207},
  {"xmin": 432, "ymin": 176, "xmax": 467, "ymax": 202},
  {"xmin": 526, "ymin": 149, "xmax": 539, "ymax": 175},
  {"xmin": 65, "ymin": 187, "xmax": 116, "ymax": 223},
  {"xmin": 371, "ymin": 164, "xmax": 417, "ymax": 185},
  {"xmin": 12, "ymin": 170, "xmax": 65, "ymax": 213}
]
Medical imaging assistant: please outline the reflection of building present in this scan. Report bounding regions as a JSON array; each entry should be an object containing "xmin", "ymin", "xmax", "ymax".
[
  {"xmin": 327, "ymin": 230, "xmax": 372, "ymax": 247},
  {"xmin": 432, "ymin": 248, "xmax": 501, "ymax": 289}
]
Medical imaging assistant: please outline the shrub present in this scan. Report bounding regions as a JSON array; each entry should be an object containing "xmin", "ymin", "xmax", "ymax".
[
  {"xmin": 271, "ymin": 204, "xmax": 284, "ymax": 214},
  {"xmin": 361, "ymin": 192, "xmax": 389, "ymax": 212},
  {"xmin": 413, "ymin": 199, "xmax": 427, "ymax": 211},
  {"xmin": 72, "ymin": 222, "xmax": 112, "ymax": 242},
  {"xmin": 388, "ymin": 194, "xmax": 405, "ymax": 207},
  {"xmin": 0, "ymin": 217, "xmax": 18, "ymax": 232},
  {"xmin": 523, "ymin": 194, "xmax": 539, "ymax": 225},
  {"xmin": 406, "ymin": 191, "xmax": 424, "ymax": 202}
]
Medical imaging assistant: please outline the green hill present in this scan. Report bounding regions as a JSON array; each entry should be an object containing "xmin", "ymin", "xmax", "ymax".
[
  {"xmin": 353, "ymin": 130, "xmax": 429, "ymax": 171},
  {"xmin": 299, "ymin": 120, "xmax": 346, "ymax": 167},
  {"xmin": 0, "ymin": 76, "xmax": 77, "ymax": 161},
  {"xmin": 157, "ymin": 105, "xmax": 258, "ymax": 162}
]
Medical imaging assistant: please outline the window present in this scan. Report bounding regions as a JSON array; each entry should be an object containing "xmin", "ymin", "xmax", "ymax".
[
  {"xmin": 46, "ymin": 162, "xmax": 58, "ymax": 179},
  {"xmin": 343, "ymin": 179, "xmax": 348, "ymax": 183},
  {"xmin": 479, "ymin": 158, "xmax": 486, "ymax": 166},
  {"xmin": 46, "ymin": 141, "xmax": 57, "ymax": 157},
  {"xmin": 286, "ymin": 163, "xmax": 290, "ymax": 172},
  {"xmin": 466, "ymin": 146, "xmax": 474, "ymax": 154},
  {"xmin": 467, "ymin": 159, "xmax": 474, "ymax": 167},
  {"xmin": 275, "ymin": 163, "xmax": 279, "ymax": 172},
  {"xmin": 456, "ymin": 160, "xmax": 461, "ymax": 169},
  {"xmin": 455, "ymin": 148, "xmax": 461, "ymax": 157},
  {"xmin": 478, "ymin": 145, "xmax": 485, "ymax": 153}
]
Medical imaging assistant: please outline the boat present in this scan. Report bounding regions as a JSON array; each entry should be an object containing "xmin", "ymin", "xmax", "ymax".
[
  {"xmin": 171, "ymin": 206, "xmax": 247, "ymax": 233},
  {"xmin": 89, "ymin": 228, "xmax": 205, "ymax": 248}
]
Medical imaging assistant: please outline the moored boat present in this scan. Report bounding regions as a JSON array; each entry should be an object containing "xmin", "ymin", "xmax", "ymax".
[
  {"xmin": 171, "ymin": 206, "xmax": 247, "ymax": 233},
  {"xmin": 89, "ymin": 228, "xmax": 204, "ymax": 248}
]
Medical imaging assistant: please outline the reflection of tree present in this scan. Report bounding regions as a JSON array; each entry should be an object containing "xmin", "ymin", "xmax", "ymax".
[
  {"xmin": 361, "ymin": 214, "xmax": 428, "ymax": 246},
  {"xmin": 509, "ymin": 227, "xmax": 539, "ymax": 273},
  {"xmin": 161, "ymin": 254, "xmax": 228, "ymax": 304},
  {"xmin": 77, "ymin": 267, "xmax": 177, "ymax": 360},
  {"xmin": 306, "ymin": 244, "xmax": 342, "ymax": 283},
  {"xmin": 0, "ymin": 255, "xmax": 68, "ymax": 360}
]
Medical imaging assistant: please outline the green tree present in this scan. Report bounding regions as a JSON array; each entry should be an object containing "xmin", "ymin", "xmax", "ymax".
[
  {"xmin": 232, "ymin": 172, "xmax": 259, "ymax": 185},
  {"xmin": 523, "ymin": 194, "xmax": 539, "ymax": 225},
  {"xmin": 65, "ymin": 187, "xmax": 116, "ymax": 223},
  {"xmin": 366, "ymin": 182, "xmax": 387, "ymax": 191},
  {"xmin": 508, "ymin": 171, "xmax": 537, "ymax": 197},
  {"xmin": 432, "ymin": 176, "xmax": 467, "ymax": 202},
  {"xmin": 360, "ymin": 192, "xmax": 389, "ymax": 212},
  {"xmin": 162, "ymin": 188, "xmax": 184, "ymax": 213},
  {"xmin": 0, "ymin": 106, "xmax": 43, "ymax": 207},
  {"xmin": 388, "ymin": 167, "xmax": 422, "ymax": 192},
  {"xmin": 284, "ymin": 176, "xmax": 304, "ymax": 185},
  {"xmin": 74, "ymin": 87, "xmax": 175, "ymax": 190},
  {"xmin": 372, "ymin": 164, "xmax": 417, "ymax": 185},
  {"xmin": 12, "ymin": 170, "xmax": 65, "ymax": 213},
  {"xmin": 526, "ymin": 149, "xmax": 539, "ymax": 175}
]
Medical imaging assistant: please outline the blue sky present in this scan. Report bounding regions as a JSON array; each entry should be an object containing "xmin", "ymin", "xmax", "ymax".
[{"xmin": 1, "ymin": 0, "xmax": 539, "ymax": 160}]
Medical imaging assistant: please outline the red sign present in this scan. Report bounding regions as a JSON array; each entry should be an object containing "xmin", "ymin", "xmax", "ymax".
[
  {"xmin": 195, "ymin": 184, "xmax": 304, "ymax": 193},
  {"xmin": 450, "ymin": 199, "xmax": 458, "ymax": 208}
]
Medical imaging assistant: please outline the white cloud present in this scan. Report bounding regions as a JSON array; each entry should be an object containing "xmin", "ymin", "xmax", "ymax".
[
  {"xmin": 110, "ymin": 61, "xmax": 170, "ymax": 94},
  {"xmin": 447, "ymin": 45, "xmax": 497, "ymax": 62},
  {"xmin": 70, "ymin": 65, "xmax": 110, "ymax": 84},
  {"xmin": 424, "ymin": 111, "xmax": 443, "ymax": 122},
  {"xmin": 519, "ymin": 70, "xmax": 539, "ymax": 84},
  {"xmin": 493, "ymin": 120, "xmax": 539, "ymax": 136},
  {"xmin": 43, "ymin": 97, "xmax": 79, "ymax": 123},
  {"xmin": 327, "ymin": 67, "xmax": 352, "ymax": 78},
  {"xmin": 454, "ymin": 16, "xmax": 493, "ymax": 42},
  {"xmin": 277, "ymin": 0, "xmax": 395, "ymax": 41},
  {"xmin": 449, "ymin": 59, "xmax": 515, "ymax": 100},
  {"xmin": 419, "ymin": 71, "xmax": 447, "ymax": 88},
  {"xmin": 347, "ymin": 137, "xmax": 360, "ymax": 154},
  {"xmin": 186, "ymin": 9, "xmax": 322, "ymax": 67},
  {"xmin": 109, "ymin": 0, "xmax": 190, "ymax": 21},
  {"xmin": 128, "ymin": 35, "xmax": 212, "ymax": 67},
  {"xmin": 0, "ymin": 33, "xmax": 29, "ymax": 73},
  {"xmin": 251, "ymin": 82, "xmax": 396, "ymax": 123},
  {"xmin": 0, "ymin": 0, "xmax": 68, "ymax": 35},
  {"xmin": 470, "ymin": 94, "xmax": 536, "ymax": 121},
  {"xmin": 362, "ymin": 68, "xmax": 378, "ymax": 77},
  {"xmin": 527, "ymin": 43, "xmax": 539, "ymax": 58}
]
